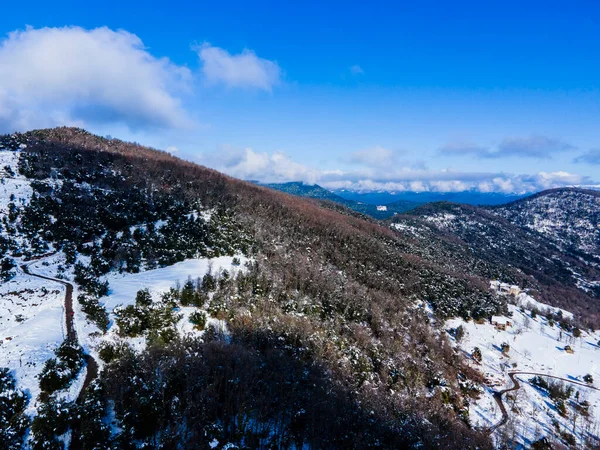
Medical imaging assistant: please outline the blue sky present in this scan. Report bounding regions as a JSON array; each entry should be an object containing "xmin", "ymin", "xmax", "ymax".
[{"xmin": 1, "ymin": 0, "xmax": 599, "ymax": 192}]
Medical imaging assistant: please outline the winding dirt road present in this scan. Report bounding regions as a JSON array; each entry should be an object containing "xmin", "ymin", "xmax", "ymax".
[
  {"xmin": 21, "ymin": 261, "xmax": 98, "ymax": 450},
  {"xmin": 489, "ymin": 371, "xmax": 600, "ymax": 434}
]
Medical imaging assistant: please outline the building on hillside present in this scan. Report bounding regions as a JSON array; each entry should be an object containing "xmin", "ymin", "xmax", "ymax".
[
  {"xmin": 508, "ymin": 285, "xmax": 521, "ymax": 296},
  {"xmin": 498, "ymin": 284, "xmax": 511, "ymax": 294},
  {"xmin": 491, "ymin": 281, "xmax": 521, "ymax": 298},
  {"xmin": 376, "ymin": 205, "xmax": 387, "ymax": 211},
  {"xmin": 491, "ymin": 316, "xmax": 512, "ymax": 331}
]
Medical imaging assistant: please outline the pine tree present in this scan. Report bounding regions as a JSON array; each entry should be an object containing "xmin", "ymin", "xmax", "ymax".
[{"xmin": 0, "ymin": 368, "xmax": 29, "ymax": 450}]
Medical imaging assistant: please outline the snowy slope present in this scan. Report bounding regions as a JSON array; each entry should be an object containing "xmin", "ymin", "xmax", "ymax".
[
  {"xmin": 0, "ymin": 267, "xmax": 67, "ymax": 415},
  {"xmin": 447, "ymin": 292, "xmax": 600, "ymax": 447},
  {"xmin": 0, "ymin": 150, "xmax": 34, "ymax": 255},
  {"xmin": 75, "ymin": 255, "xmax": 247, "ymax": 374},
  {"xmin": 2, "ymin": 245, "xmax": 246, "ymax": 423},
  {"xmin": 0, "ymin": 150, "xmax": 32, "ymax": 216},
  {"xmin": 99, "ymin": 256, "xmax": 246, "ymax": 312},
  {"xmin": 492, "ymin": 189, "xmax": 600, "ymax": 257}
]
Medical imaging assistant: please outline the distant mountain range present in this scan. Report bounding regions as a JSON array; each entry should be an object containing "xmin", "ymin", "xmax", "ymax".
[
  {"xmin": 262, "ymin": 181, "xmax": 528, "ymax": 219},
  {"xmin": 262, "ymin": 182, "xmax": 421, "ymax": 219},
  {"xmin": 335, "ymin": 190, "xmax": 528, "ymax": 206}
]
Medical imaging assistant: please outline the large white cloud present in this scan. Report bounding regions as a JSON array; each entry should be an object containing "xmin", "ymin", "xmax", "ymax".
[
  {"xmin": 199, "ymin": 146, "xmax": 320, "ymax": 184},
  {"xmin": 0, "ymin": 26, "xmax": 193, "ymax": 132},
  {"xmin": 197, "ymin": 43, "xmax": 281, "ymax": 91},
  {"xmin": 200, "ymin": 146, "xmax": 593, "ymax": 193}
]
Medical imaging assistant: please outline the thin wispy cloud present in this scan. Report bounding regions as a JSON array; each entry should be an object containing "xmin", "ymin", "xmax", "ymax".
[
  {"xmin": 574, "ymin": 148, "xmax": 600, "ymax": 165},
  {"xmin": 497, "ymin": 135, "xmax": 575, "ymax": 158},
  {"xmin": 197, "ymin": 43, "xmax": 281, "ymax": 91},
  {"xmin": 439, "ymin": 135, "xmax": 575, "ymax": 159},
  {"xmin": 349, "ymin": 65, "xmax": 364, "ymax": 75},
  {"xmin": 349, "ymin": 146, "xmax": 397, "ymax": 167},
  {"xmin": 438, "ymin": 140, "xmax": 490, "ymax": 157}
]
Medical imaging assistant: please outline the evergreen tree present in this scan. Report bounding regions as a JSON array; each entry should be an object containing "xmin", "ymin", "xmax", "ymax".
[{"xmin": 0, "ymin": 368, "xmax": 29, "ymax": 450}]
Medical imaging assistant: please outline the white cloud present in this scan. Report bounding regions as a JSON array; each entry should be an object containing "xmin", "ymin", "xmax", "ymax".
[
  {"xmin": 438, "ymin": 140, "xmax": 490, "ymax": 157},
  {"xmin": 0, "ymin": 26, "xmax": 193, "ymax": 132},
  {"xmin": 197, "ymin": 43, "xmax": 281, "ymax": 91},
  {"xmin": 532, "ymin": 171, "xmax": 585, "ymax": 189},
  {"xmin": 349, "ymin": 146, "xmax": 396, "ymax": 167},
  {"xmin": 350, "ymin": 65, "xmax": 364, "ymax": 75},
  {"xmin": 497, "ymin": 135, "xmax": 575, "ymax": 158},
  {"xmin": 199, "ymin": 147, "xmax": 319, "ymax": 184},
  {"xmin": 200, "ymin": 146, "xmax": 594, "ymax": 194},
  {"xmin": 439, "ymin": 135, "xmax": 575, "ymax": 159}
]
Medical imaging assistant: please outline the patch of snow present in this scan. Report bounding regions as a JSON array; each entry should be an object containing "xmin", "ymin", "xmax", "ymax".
[
  {"xmin": 99, "ymin": 256, "xmax": 248, "ymax": 312},
  {"xmin": 0, "ymin": 267, "xmax": 67, "ymax": 415}
]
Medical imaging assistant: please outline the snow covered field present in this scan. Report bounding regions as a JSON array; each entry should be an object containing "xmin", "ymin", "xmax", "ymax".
[
  {"xmin": 99, "ymin": 256, "xmax": 246, "ymax": 312},
  {"xmin": 2, "ymin": 247, "xmax": 246, "ymax": 420},
  {"xmin": 85, "ymin": 255, "xmax": 247, "ymax": 357},
  {"xmin": 447, "ymin": 299, "xmax": 600, "ymax": 447},
  {"xmin": 0, "ymin": 268, "xmax": 67, "ymax": 414}
]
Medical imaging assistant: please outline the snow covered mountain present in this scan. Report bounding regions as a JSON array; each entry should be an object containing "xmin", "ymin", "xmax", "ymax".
[
  {"xmin": 490, "ymin": 188, "xmax": 600, "ymax": 258},
  {"xmin": 1, "ymin": 128, "xmax": 599, "ymax": 449},
  {"xmin": 395, "ymin": 199, "xmax": 600, "ymax": 326}
]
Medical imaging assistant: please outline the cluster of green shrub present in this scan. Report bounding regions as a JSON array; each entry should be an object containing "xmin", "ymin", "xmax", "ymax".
[
  {"xmin": 38, "ymin": 339, "xmax": 84, "ymax": 395},
  {"xmin": 29, "ymin": 381, "xmax": 114, "ymax": 450},
  {"xmin": 74, "ymin": 259, "xmax": 110, "ymax": 332},
  {"xmin": 16, "ymin": 146, "xmax": 252, "ymax": 266},
  {"xmin": 0, "ymin": 257, "xmax": 16, "ymax": 281},
  {"xmin": 30, "ymin": 397, "xmax": 77, "ymax": 450},
  {"xmin": 420, "ymin": 269, "xmax": 506, "ymax": 320},
  {"xmin": 114, "ymin": 289, "xmax": 181, "ymax": 345},
  {"xmin": 0, "ymin": 368, "xmax": 29, "ymax": 450}
]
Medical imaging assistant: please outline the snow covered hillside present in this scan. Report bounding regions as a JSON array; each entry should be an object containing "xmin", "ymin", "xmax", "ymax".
[
  {"xmin": 0, "ymin": 150, "xmax": 32, "ymax": 216},
  {"xmin": 8, "ymin": 127, "xmax": 600, "ymax": 449},
  {"xmin": 491, "ymin": 188, "xmax": 600, "ymax": 258},
  {"xmin": 398, "ymin": 197, "xmax": 600, "ymax": 327},
  {"xmin": 1, "ymin": 248, "xmax": 247, "ymax": 444},
  {"xmin": 80, "ymin": 255, "xmax": 248, "ymax": 361},
  {"xmin": 447, "ymin": 286, "xmax": 600, "ymax": 448},
  {"xmin": 0, "ymin": 266, "xmax": 72, "ymax": 415}
]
